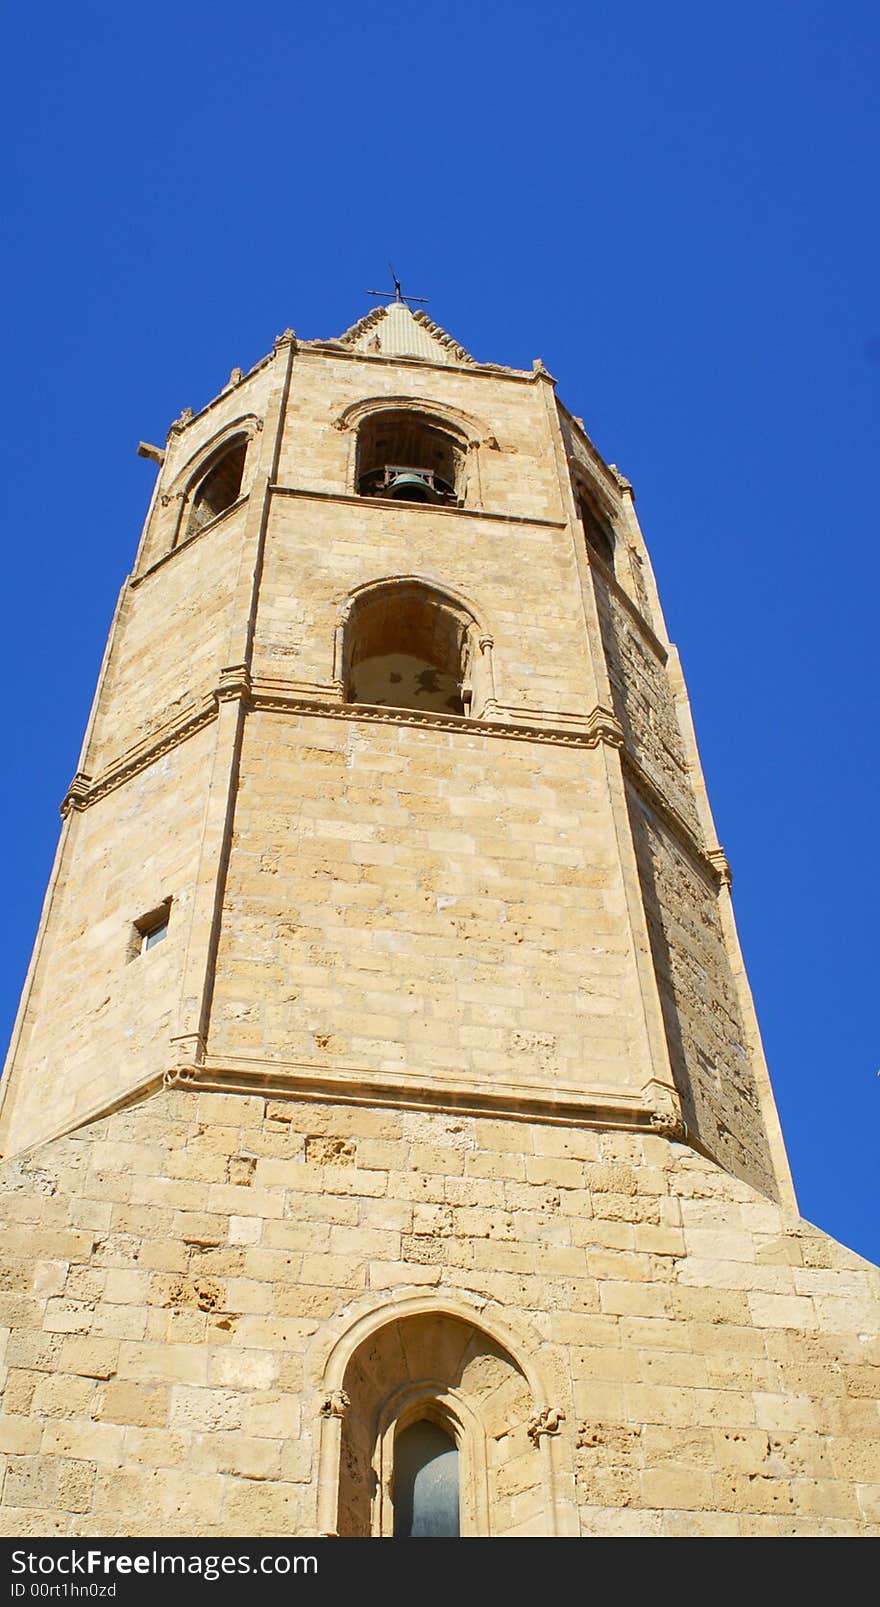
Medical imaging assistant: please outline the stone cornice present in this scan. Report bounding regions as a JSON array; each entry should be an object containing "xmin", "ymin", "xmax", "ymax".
[
  {"xmin": 270, "ymin": 484, "xmax": 566, "ymax": 530},
  {"xmin": 707, "ymin": 846, "xmax": 733, "ymax": 887},
  {"xmin": 60, "ymin": 696, "xmax": 218, "ymax": 815},
  {"xmin": 58, "ymin": 677, "xmax": 727, "ymax": 888},
  {"xmin": 165, "ymin": 1053, "xmax": 660, "ymax": 1135},
  {"xmin": 296, "ymin": 341, "xmax": 536, "ymax": 384},
  {"xmin": 249, "ymin": 690, "xmax": 625, "ymax": 751}
]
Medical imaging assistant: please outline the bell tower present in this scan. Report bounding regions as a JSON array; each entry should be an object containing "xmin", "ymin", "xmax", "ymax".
[{"xmin": 0, "ymin": 304, "xmax": 876, "ymax": 1540}]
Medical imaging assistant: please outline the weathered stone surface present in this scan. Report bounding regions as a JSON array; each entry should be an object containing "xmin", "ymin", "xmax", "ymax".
[{"xmin": 0, "ymin": 303, "xmax": 874, "ymax": 1536}]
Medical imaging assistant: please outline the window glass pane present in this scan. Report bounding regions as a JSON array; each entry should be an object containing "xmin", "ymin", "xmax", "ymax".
[
  {"xmin": 393, "ymin": 1419, "xmax": 460, "ymax": 1538},
  {"xmin": 143, "ymin": 921, "xmax": 168, "ymax": 951}
]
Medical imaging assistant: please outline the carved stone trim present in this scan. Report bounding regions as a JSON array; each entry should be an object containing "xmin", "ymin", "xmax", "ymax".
[
  {"xmin": 251, "ymin": 689, "xmax": 625, "ymax": 753},
  {"xmin": 707, "ymin": 847, "xmax": 733, "ymax": 887},
  {"xmin": 158, "ymin": 1054, "xmax": 660, "ymax": 1135},
  {"xmin": 648, "ymin": 1108, "xmax": 688, "ymax": 1142},
  {"xmin": 269, "ymin": 484, "xmax": 567, "ymax": 531},
  {"xmin": 60, "ymin": 771, "xmax": 93, "ymax": 817},
  {"xmin": 166, "ymin": 407, "xmax": 194, "ymax": 438},
  {"xmin": 608, "ymin": 464, "xmax": 634, "ymax": 494},
  {"xmin": 619, "ymin": 749, "xmax": 729, "ymax": 891},
  {"xmin": 319, "ymin": 1390, "xmax": 350, "ymax": 1420},
  {"xmin": 527, "ymin": 1406, "xmax": 565, "ymax": 1445},
  {"xmin": 60, "ymin": 699, "xmax": 218, "ymax": 815},
  {"xmin": 58, "ymin": 680, "xmax": 721, "ymax": 896},
  {"xmin": 215, "ymin": 664, "xmax": 251, "ymax": 704}
]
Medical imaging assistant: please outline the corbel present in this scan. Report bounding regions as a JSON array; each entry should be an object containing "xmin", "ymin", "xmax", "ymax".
[
  {"xmin": 215, "ymin": 664, "xmax": 252, "ymax": 705},
  {"xmin": 707, "ymin": 846, "xmax": 733, "ymax": 888},
  {"xmin": 526, "ymin": 1406, "xmax": 565, "ymax": 1446},
  {"xmin": 60, "ymin": 771, "xmax": 92, "ymax": 817}
]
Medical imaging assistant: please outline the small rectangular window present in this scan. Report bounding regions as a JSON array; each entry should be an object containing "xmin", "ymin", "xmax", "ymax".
[
  {"xmin": 129, "ymin": 900, "xmax": 172, "ymax": 960},
  {"xmin": 142, "ymin": 919, "xmax": 168, "ymax": 952}
]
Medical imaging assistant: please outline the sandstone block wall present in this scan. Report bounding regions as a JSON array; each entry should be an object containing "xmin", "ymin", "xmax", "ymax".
[
  {"xmin": 1, "ymin": 727, "xmax": 216, "ymax": 1154},
  {"xmin": 628, "ymin": 793, "xmax": 777, "ymax": 1196},
  {"xmin": 211, "ymin": 714, "xmax": 649, "ymax": 1101},
  {"xmin": 0, "ymin": 1089, "xmax": 876, "ymax": 1538}
]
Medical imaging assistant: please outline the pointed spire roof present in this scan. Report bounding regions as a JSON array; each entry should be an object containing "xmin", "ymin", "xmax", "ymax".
[{"xmin": 334, "ymin": 302, "xmax": 475, "ymax": 366}]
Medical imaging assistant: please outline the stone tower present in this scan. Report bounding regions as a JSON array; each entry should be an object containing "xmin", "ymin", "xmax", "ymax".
[{"xmin": 0, "ymin": 305, "xmax": 877, "ymax": 1538}]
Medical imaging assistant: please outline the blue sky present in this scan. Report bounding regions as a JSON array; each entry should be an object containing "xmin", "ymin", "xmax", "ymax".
[{"xmin": 1, "ymin": 2, "xmax": 877, "ymax": 1261}]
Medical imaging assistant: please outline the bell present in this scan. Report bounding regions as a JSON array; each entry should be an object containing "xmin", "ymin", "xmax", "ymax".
[{"xmin": 387, "ymin": 472, "xmax": 438, "ymax": 503}]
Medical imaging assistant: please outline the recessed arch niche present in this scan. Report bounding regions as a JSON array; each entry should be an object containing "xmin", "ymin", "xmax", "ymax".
[
  {"xmin": 328, "ymin": 1309, "xmax": 549, "ymax": 1537},
  {"xmin": 339, "ymin": 577, "xmax": 495, "ymax": 720}
]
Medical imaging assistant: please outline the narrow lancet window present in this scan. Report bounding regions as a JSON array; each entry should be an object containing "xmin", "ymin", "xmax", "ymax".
[{"xmin": 393, "ymin": 1420, "xmax": 460, "ymax": 1538}]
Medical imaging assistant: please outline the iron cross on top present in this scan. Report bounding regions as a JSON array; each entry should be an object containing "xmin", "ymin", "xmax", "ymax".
[{"xmin": 366, "ymin": 266, "xmax": 429, "ymax": 308}]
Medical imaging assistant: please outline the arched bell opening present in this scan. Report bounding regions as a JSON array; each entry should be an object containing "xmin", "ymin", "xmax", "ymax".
[
  {"xmin": 576, "ymin": 486, "xmax": 616, "ymax": 571},
  {"xmin": 355, "ymin": 411, "xmax": 465, "ymax": 505},
  {"xmin": 342, "ymin": 580, "xmax": 493, "ymax": 719},
  {"xmin": 182, "ymin": 435, "xmax": 248, "ymax": 541}
]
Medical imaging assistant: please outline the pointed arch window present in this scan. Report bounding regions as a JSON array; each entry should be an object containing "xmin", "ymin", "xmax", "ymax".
[
  {"xmin": 320, "ymin": 1303, "xmax": 553, "ymax": 1538},
  {"xmin": 181, "ymin": 436, "xmax": 248, "ymax": 542}
]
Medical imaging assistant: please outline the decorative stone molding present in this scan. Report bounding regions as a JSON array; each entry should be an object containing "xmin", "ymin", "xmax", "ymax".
[
  {"xmin": 253, "ymin": 690, "xmax": 627, "ymax": 753},
  {"xmin": 57, "ymin": 680, "xmax": 720, "ymax": 898},
  {"xmin": 648, "ymin": 1108, "xmax": 688, "ymax": 1142},
  {"xmin": 608, "ymin": 463, "xmax": 633, "ymax": 494},
  {"xmin": 332, "ymin": 393, "xmax": 486, "ymax": 451},
  {"xmin": 215, "ymin": 664, "xmax": 252, "ymax": 704},
  {"xmin": 707, "ymin": 847, "xmax": 733, "ymax": 887},
  {"xmin": 319, "ymin": 1390, "xmax": 350, "ymax": 1420},
  {"xmin": 270, "ymin": 482, "xmax": 567, "ymax": 531},
  {"xmin": 527, "ymin": 1406, "xmax": 565, "ymax": 1445},
  {"xmin": 60, "ymin": 772, "xmax": 93, "ymax": 817},
  {"xmin": 274, "ymin": 328, "xmax": 297, "ymax": 351},
  {"xmin": 164, "ymin": 1068, "xmax": 198, "ymax": 1089},
  {"xmin": 153, "ymin": 1053, "xmax": 661, "ymax": 1138},
  {"xmin": 59, "ymin": 699, "xmax": 217, "ymax": 815},
  {"xmin": 334, "ymin": 306, "xmax": 476, "ymax": 367},
  {"xmin": 411, "ymin": 309, "xmax": 476, "ymax": 366},
  {"xmin": 586, "ymin": 705, "xmax": 625, "ymax": 748},
  {"xmin": 166, "ymin": 407, "xmax": 194, "ymax": 438}
]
